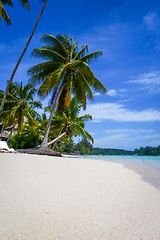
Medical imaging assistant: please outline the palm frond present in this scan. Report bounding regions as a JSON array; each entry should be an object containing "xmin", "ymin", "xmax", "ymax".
[
  {"xmin": 94, "ymin": 77, "xmax": 107, "ymax": 94},
  {"xmin": 41, "ymin": 34, "xmax": 69, "ymax": 58},
  {"xmin": 28, "ymin": 101, "xmax": 42, "ymax": 109},
  {"xmin": 25, "ymin": 108, "xmax": 38, "ymax": 128},
  {"xmin": 76, "ymin": 68, "xmax": 94, "ymax": 101},
  {"xmin": 70, "ymin": 36, "xmax": 78, "ymax": 58},
  {"xmin": 72, "ymin": 77, "xmax": 87, "ymax": 109},
  {"xmin": 71, "ymin": 122, "xmax": 94, "ymax": 143},
  {"xmin": 38, "ymin": 63, "xmax": 70, "ymax": 98},
  {"xmin": 28, "ymin": 61, "xmax": 62, "ymax": 85},
  {"xmin": 56, "ymin": 35, "xmax": 70, "ymax": 50},
  {"xmin": 74, "ymin": 60, "xmax": 106, "ymax": 94},
  {"xmin": 18, "ymin": 0, "xmax": 30, "ymax": 10},
  {"xmin": 74, "ymin": 44, "xmax": 88, "ymax": 60},
  {"xmin": 2, "ymin": 81, "xmax": 42, "ymax": 130},
  {"xmin": 1, "ymin": 0, "xmax": 13, "ymax": 6},
  {"xmin": 0, "ymin": 3, "xmax": 11, "ymax": 24},
  {"xmin": 80, "ymin": 50, "xmax": 103, "ymax": 64},
  {"xmin": 3, "ymin": 105, "xmax": 18, "ymax": 128},
  {"xmin": 31, "ymin": 48, "xmax": 66, "ymax": 62},
  {"xmin": 79, "ymin": 114, "xmax": 92, "ymax": 121}
]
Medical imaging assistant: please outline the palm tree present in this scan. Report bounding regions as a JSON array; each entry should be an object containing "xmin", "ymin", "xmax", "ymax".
[
  {"xmin": 1, "ymin": 82, "xmax": 42, "ymax": 131},
  {"xmin": 0, "ymin": 0, "xmax": 48, "ymax": 117},
  {"xmin": 28, "ymin": 34, "xmax": 107, "ymax": 148},
  {"xmin": 0, "ymin": 0, "xmax": 30, "ymax": 25},
  {"xmin": 48, "ymin": 97, "xmax": 93, "ymax": 147}
]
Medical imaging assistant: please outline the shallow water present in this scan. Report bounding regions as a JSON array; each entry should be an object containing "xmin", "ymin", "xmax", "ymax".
[{"xmin": 74, "ymin": 155, "xmax": 160, "ymax": 190}]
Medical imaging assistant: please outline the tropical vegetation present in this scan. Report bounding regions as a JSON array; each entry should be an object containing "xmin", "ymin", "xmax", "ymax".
[
  {"xmin": 28, "ymin": 34, "xmax": 106, "ymax": 148},
  {"xmin": 8, "ymin": 125, "xmax": 41, "ymax": 149},
  {"xmin": 0, "ymin": 0, "xmax": 48, "ymax": 117},
  {"xmin": 0, "ymin": 32, "xmax": 107, "ymax": 154},
  {"xmin": 0, "ymin": 81, "xmax": 42, "ymax": 130},
  {"xmin": 0, "ymin": 0, "xmax": 29, "ymax": 25},
  {"xmin": 134, "ymin": 146, "xmax": 160, "ymax": 156},
  {"xmin": 47, "ymin": 97, "xmax": 93, "ymax": 148},
  {"xmin": 91, "ymin": 148, "xmax": 134, "ymax": 156},
  {"xmin": 91, "ymin": 146, "xmax": 160, "ymax": 156},
  {"xmin": 56, "ymin": 139, "xmax": 93, "ymax": 155}
]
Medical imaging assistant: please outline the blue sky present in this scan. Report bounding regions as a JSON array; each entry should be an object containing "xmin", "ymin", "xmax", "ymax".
[{"xmin": 1, "ymin": 0, "xmax": 160, "ymax": 150}]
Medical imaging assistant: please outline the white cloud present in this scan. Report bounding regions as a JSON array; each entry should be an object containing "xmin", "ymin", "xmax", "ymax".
[
  {"xmin": 94, "ymin": 132, "xmax": 160, "ymax": 150},
  {"xmin": 107, "ymin": 89, "xmax": 117, "ymax": 97},
  {"xmin": 94, "ymin": 89, "xmax": 123, "ymax": 98},
  {"xmin": 118, "ymin": 99, "xmax": 134, "ymax": 103},
  {"xmin": 105, "ymin": 129, "xmax": 155, "ymax": 134},
  {"xmin": 144, "ymin": 12, "xmax": 157, "ymax": 30},
  {"xmin": 107, "ymin": 89, "xmax": 128, "ymax": 98},
  {"xmin": 83, "ymin": 102, "xmax": 160, "ymax": 122},
  {"xmin": 89, "ymin": 132, "xmax": 96, "ymax": 135},
  {"xmin": 93, "ymin": 92, "xmax": 101, "ymax": 96},
  {"xmin": 92, "ymin": 120, "xmax": 102, "ymax": 123},
  {"xmin": 128, "ymin": 71, "xmax": 160, "ymax": 93}
]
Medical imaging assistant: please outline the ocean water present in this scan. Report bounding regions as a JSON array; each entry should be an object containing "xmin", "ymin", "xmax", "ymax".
[
  {"xmin": 74, "ymin": 155, "xmax": 160, "ymax": 189},
  {"xmin": 82, "ymin": 155, "xmax": 160, "ymax": 169}
]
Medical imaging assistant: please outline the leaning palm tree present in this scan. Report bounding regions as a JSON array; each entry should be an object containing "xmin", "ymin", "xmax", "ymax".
[
  {"xmin": 0, "ymin": 0, "xmax": 48, "ymax": 117},
  {"xmin": 28, "ymin": 34, "xmax": 107, "ymax": 148},
  {"xmin": 0, "ymin": 0, "xmax": 30, "ymax": 25},
  {"xmin": 48, "ymin": 97, "xmax": 93, "ymax": 147},
  {"xmin": 1, "ymin": 82, "xmax": 42, "ymax": 131}
]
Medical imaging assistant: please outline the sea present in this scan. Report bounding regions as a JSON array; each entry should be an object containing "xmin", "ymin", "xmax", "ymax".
[{"xmin": 74, "ymin": 155, "xmax": 160, "ymax": 190}]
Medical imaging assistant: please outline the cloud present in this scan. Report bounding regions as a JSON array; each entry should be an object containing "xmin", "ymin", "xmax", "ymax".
[
  {"xmin": 94, "ymin": 132, "xmax": 160, "ymax": 150},
  {"xmin": 105, "ymin": 129, "xmax": 155, "ymax": 134},
  {"xmin": 93, "ymin": 89, "xmax": 119, "ymax": 97},
  {"xmin": 92, "ymin": 120, "xmax": 102, "ymax": 123},
  {"xmin": 83, "ymin": 102, "xmax": 160, "ymax": 122},
  {"xmin": 89, "ymin": 132, "xmax": 96, "ymax": 136},
  {"xmin": 118, "ymin": 99, "xmax": 134, "ymax": 103},
  {"xmin": 128, "ymin": 71, "xmax": 160, "ymax": 93},
  {"xmin": 93, "ymin": 128, "xmax": 160, "ymax": 150},
  {"xmin": 144, "ymin": 12, "xmax": 157, "ymax": 30},
  {"xmin": 93, "ymin": 92, "xmax": 101, "ymax": 96},
  {"xmin": 93, "ymin": 89, "xmax": 123, "ymax": 98},
  {"xmin": 107, "ymin": 89, "xmax": 117, "ymax": 97}
]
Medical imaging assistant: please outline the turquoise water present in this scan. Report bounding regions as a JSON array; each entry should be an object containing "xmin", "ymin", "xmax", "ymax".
[{"xmin": 76, "ymin": 155, "xmax": 160, "ymax": 170}]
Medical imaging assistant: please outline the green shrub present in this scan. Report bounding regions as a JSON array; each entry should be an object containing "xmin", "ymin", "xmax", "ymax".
[{"xmin": 8, "ymin": 127, "xmax": 40, "ymax": 149}]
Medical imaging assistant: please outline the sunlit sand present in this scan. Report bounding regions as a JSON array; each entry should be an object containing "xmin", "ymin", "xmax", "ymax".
[{"xmin": 0, "ymin": 153, "xmax": 160, "ymax": 240}]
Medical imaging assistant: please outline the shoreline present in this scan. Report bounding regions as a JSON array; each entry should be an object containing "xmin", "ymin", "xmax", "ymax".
[
  {"xmin": 71, "ymin": 154, "xmax": 160, "ymax": 191},
  {"xmin": 0, "ymin": 153, "xmax": 160, "ymax": 239},
  {"xmin": 127, "ymin": 165, "xmax": 160, "ymax": 190}
]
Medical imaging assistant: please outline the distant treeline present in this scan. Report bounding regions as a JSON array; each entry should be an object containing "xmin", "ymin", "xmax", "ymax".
[
  {"xmin": 134, "ymin": 146, "xmax": 160, "ymax": 156},
  {"xmin": 91, "ymin": 145, "xmax": 160, "ymax": 156},
  {"xmin": 91, "ymin": 148, "xmax": 134, "ymax": 155}
]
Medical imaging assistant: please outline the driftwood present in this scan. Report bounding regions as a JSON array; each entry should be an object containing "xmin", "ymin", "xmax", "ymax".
[{"xmin": 17, "ymin": 147, "xmax": 62, "ymax": 157}]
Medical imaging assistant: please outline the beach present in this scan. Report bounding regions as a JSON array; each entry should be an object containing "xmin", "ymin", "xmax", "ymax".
[{"xmin": 0, "ymin": 153, "xmax": 160, "ymax": 240}]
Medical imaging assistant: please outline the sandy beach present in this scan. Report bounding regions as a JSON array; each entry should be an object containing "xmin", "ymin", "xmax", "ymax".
[{"xmin": 0, "ymin": 153, "xmax": 160, "ymax": 240}]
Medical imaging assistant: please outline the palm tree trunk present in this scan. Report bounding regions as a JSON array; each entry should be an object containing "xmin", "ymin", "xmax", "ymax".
[
  {"xmin": 52, "ymin": 139, "xmax": 58, "ymax": 150},
  {"xmin": 48, "ymin": 131, "xmax": 67, "ymax": 146},
  {"xmin": 41, "ymin": 85, "xmax": 64, "ymax": 148},
  {"xmin": 52, "ymin": 130, "xmax": 62, "ymax": 150},
  {"xmin": 0, "ymin": 122, "xmax": 4, "ymax": 133},
  {"xmin": 0, "ymin": 0, "xmax": 48, "ymax": 117}
]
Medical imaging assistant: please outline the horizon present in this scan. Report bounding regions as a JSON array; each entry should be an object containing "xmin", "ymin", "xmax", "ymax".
[{"xmin": 1, "ymin": 0, "xmax": 160, "ymax": 150}]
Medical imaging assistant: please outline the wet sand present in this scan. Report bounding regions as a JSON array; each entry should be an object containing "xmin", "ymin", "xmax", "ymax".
[
  {"xmin": 128, "ymin": 165, "xmax": 160, "ymax": 190},
  {"xmin": 0, "ymin": 153, "xmax": 160, "ymax": 240}
]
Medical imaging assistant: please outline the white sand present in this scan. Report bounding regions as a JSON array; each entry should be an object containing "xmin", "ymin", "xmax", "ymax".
[{"xmin": 0, "ymin": 153, "xmax": 160, "ymax": 240}]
